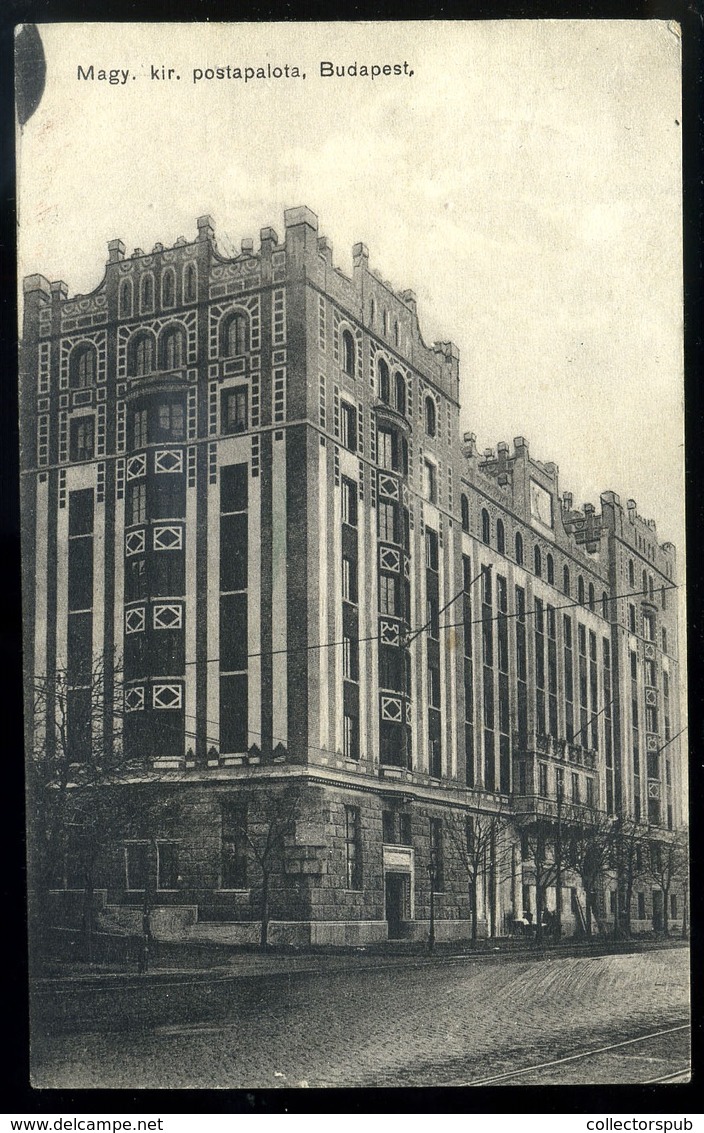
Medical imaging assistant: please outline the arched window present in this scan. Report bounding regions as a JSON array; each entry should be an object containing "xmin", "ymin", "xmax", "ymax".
[
  {"xmin": 394, "ymin": 372, "xmax": 406, "ymax": 415},
  {"xmin": 628, "ymin": 559, "xmax": 635, "ymax": 588},
  {"xmin": 534, "ymin": 545, "xmax": 542, "ymax": 578},
  {"xmin": 461, "ymin": 494, "xmax": 470, "ymax": 533},
  {"xmin": 140, "ymin": 273, "xmax": 154, "ymax": 313},
  {"xmin": 546, "ymin": 553, "xmax": 554, "ymax": 584},
  {"xmin": 515, "ymin": 531, "xmax": 524, "ymax": 566},
  {"xmin": 369, "ymin": 297, "xmax": 376, "ymax": 326},
  {"xmin": 161, "ymin": 326, "xmax": 184, "ymax": 370},
  {"xmin": 222, "ymin": 312, "xmax": 248, "ymax": 357},
  {"xmin": 481, "ymin": 508, "xmax": 490, "ymax": 546},
  {"xmin": 588, "ymin": 582, "xmax": 595, "ymax": 611},
  {"xmin": 578, "ymin": 575, "xmax": 585, "ymax": 605},
  {"xmin": 496, "ymin": 518, "xmax": 505, "ymax": 555},
  {"xmin": 602, "ymin": 591, "xmax": 609, "ymax": 619},
  {"xmin": 383, "ymin": 310, "xmax": 388, "ymax": 336},
  {"xmin": 563, "ymin": 565, "xmax": 571, "ymax": 596},
  {"xmin": 425, "ymin": 396, "xmax": 436, "ymax": 438},
  {"xmin": 661, "ymin": 586, "xmax": 667, "ymax": 611},
  {"xmin": 342, "ymin": 329, "xmax": 355, "ymax": 377},
  {"xmin": 70, "ymin": 344, "xmax": 96, "ymax": 389},
  {"xmin": 642, "ymin": 569, "xmax": 648, "ymax": 596},
  {"xmin": 648, "ymin": 575, "xmax": 654, "ymax": 602},
  {"xmin": 129, "ymin": 332, "xmax": 156, "ymax": 377},
  {"xmin": 378, "ymin": 358, "xmax": 390, "ymax": 403},
  {"xmin": 161, "ymin": 269, "xmax": 175, "ymax": 308},
  {"xmin": 394, "ymin": 319, "xmax": 399, "ymax": 346},
  {"xmin": 119, "ymin": 278, "xmax": 133, "ymax": 318},
  {"xmin": 183, "ymin": 263, "xmax": 197, "ymax": 303}
]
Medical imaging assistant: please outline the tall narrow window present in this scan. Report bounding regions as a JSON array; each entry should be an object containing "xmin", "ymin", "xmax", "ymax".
[
  {"xmin": 140, "ymin": 274, "xmax": 154, "ymax": 313},
  {"xmin": 481, "ymin": 508, "xmax": 490, "ymax": 545},
  {"xmin": 424, "ymin": 460, "xmax": 437, "ymax": 504},
  {"xmin": 221, "ymin": 803, "xmax": 248, "ymax": 889},
  {"xmin": 394, "ymin": 372, "xmax": 406, "ymax": 415},
  {"xmin": 119, "ymin": 279, "xmax": 133, "ymax": 317},
  {"xmin": 429, "ymin": 817, "xmax": 444, "ymax": 890},
  {"xmin": 588, "ymin": 582, "xmax": 595, "ymax": 612},
  {"xmin": 131, "ymin": 333, "xmax": 155, "ymax": 377},
  {"xmin": 378, "ymin": 358, "xmax": 390, "ymax": 403},
  {"xmin": 342, "ymin": 330, "xmax": 355, "ymax": 377},
  {"xmin": 578, "ymin": 575, "xmax": 585, "ymax": 606},
  {"xmin": 628, "ymin": 559, "xmax": 635, "ymax": 589},
  {"xmin": 161, "ymin": 269, "xmax": 175, "ymax": 308},
  {"xmin": 162, "ymin": 327, "xmax": 184, "ymax": 370},
  {"xmin": 534, "ymin": 545, "xmax": 542, "ymax": 578},
  {"xmin": 425, "ymin": 397, "xmax": 436, "ymax": 438},
  {"xmin": 184, "ymin": 263, "xmax": 197, "ymax": 303},
  {"xmin": 496, "ymin": 518, "xmax": 505, "ymax": 555},
  {"xmin": 70, "ymin": 345, "xmax": 96, "ymax": 389},
  {"xmin": 563, "ymin": 565, "xmax": 570, "ymax": 597},
  {"xmin": 70, "ymin": 416, "xmax": 95, "ymax": 462},
  {"xmin": 341, "ymin": 477, "xmax": 358, "ymax": 526},
  {"xmin": 345, "ymin": 806, "xmax": 362, "ymax": 889},
  {"xmin": 515, "ymin": 531, "xmax": 524, "ymax": 566},
  {"xmin": 223, "ymin": 313, "xmax": 247, "ymax": 357},
  {"xmin": 546, "ymin": 553, "xmax": 554, "ymax": 584},
  {"xmin": 461, "ymin": 494, "xmax": 470, "ymax": 533},
  {"xmin": 222, "ymin": 386, "xmax": 248, "ymax": 434},
  {"xmin": 340, "ymin": 401, "xmax": 357, "ymax": 451}
]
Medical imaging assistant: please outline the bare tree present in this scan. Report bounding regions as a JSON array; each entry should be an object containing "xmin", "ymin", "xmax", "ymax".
[
  {"xmin": 447, "ymin": 807, "xmax": 513, "ymax": 941},
  {"xmin": 242, "ymin": 785, "xmax": 302, "ymax": 950},
  {"xmin": 519, "ymin": 817, "xmax": 563, "ymax": 947},
  {"xmin": 641, "ymin": 828, "xmax": 689, "ymax": 936},
  {"xmin": 610, "ymin": 815, "xmax": 651, "ymax": 937},
  {"xmin": 567, "ymin": 808, "xmax": 614, "ymax": 938},
  {"xmin": 27, "ymin": 654, "xmax": 136, "ymax": 963}
]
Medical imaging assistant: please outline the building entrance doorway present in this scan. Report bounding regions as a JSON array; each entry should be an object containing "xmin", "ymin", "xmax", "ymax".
[{"xmin": 385, "ymin": 873, "xmax": 408, "ymax": 939}]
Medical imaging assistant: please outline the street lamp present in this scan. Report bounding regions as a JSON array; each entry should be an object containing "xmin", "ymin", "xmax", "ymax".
[{"xmin": 428, "ymin": 849, "xmax": 437, "ymax": 954}]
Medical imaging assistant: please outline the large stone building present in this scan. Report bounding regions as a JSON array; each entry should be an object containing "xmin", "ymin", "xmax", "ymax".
[{"xmin": 21, "ymin": 206, "xmax": 686, "ymax": 947}]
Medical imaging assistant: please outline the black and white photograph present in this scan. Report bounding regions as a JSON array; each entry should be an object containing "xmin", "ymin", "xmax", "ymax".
[{"xmin": 16, "ymin": 20, "xmax": 690, "ymax": 1091}]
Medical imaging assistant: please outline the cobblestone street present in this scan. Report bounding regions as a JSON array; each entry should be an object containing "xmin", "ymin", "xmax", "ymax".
[{"xmin": 31, "ymin": 947, "xmax": 689, "ymax": 1089}]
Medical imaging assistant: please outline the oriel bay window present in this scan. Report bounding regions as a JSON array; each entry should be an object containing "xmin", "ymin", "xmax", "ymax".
[
  {"xmin": 379, "ymin": 573, "xmax": 397, "ymax": 615},
  {"xmin": 378, "ymin": 500, "xmax": 398, "ymax": 543},
  {"xmin": 156, "ymin": 398, "xmax": 185, "ymax": 441}
]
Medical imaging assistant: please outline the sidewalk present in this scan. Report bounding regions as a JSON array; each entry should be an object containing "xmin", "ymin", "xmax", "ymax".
[{"xmin": 35, "ymin": 931, "xmax": 688, "ymax": 989}]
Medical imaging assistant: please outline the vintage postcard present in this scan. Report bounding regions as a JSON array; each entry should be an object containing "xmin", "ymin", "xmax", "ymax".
[{"xmin": 17, "ymin": 20, "xmax": 689, "ymax": 1089}]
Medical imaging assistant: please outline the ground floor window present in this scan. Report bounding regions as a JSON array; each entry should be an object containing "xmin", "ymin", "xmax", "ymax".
[
  {"xmin": 221, "ymin": 802, "xmax": 248, "ymax": 889},
  {"xmin": 157, "ymin": 841, "xmax": 180, "ymax": 890},
  {"xmin": 125, "ymin": 841, "xmax": 149, "ymax": 891},
  {"xmin": 345, "ymin": 805, "xmax": 362, "ymax": 890}
]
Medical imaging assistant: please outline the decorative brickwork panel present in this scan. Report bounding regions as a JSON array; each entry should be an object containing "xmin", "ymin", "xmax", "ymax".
[
  {"xmin": 127, "ymin": 454, "xmax": 147, "ymax": 480},
  {"xmin": 125, "ymin": 530, "xmax": 146, "ymax": 557}
]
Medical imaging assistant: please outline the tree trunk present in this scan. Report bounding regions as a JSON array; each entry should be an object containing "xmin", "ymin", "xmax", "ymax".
[
  {"xmin": 260, "ymin": 870, "xmax": 270, "ymax": 950},
  {"xmin": 662, "ymin": 887, "xmax": 670, "ymax": 937},
  {"xmin": 585, "ymin": 890, "xmax": 593, "ymax": 938},
  {"xmin": 470, "ymin": 880, "xmax": 478, "ymax": 942}
]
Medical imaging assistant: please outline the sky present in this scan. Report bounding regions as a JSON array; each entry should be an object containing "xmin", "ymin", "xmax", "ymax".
[{"xmin": 17, "ymin": 21, "xmax": 684, "ymax": 558}]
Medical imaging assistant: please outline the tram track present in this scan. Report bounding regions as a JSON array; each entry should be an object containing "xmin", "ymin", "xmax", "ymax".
[{"xmin": 448, "ymin": 1023, "xmax": 690, "ymax": 1087}]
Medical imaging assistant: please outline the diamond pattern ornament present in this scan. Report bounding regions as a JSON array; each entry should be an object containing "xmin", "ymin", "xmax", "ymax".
[
  {"xmin": 153, "ymin": 525, "xmax": 183, "ymax": 551},
  {"xmin": 125, "ymin": 606, "xmax": 146, "ymax": 634},
  {"xmin": 645, "ymin": 688, "xmax": 657, "ymax": 706},
  {"xmin": 645, "ymin": 643, "xmax": 656, "ymax": 661},
  {"xmin": 125, "ymin": 529, "xmax": 145, "ymax": 556},
  {"xmin": 126, "ymin": 453, "xmax": 147, "ymax": 480},
  {"xmin": 648, "ymin": 780, "xmax": 660, "ymax": 799},
  {"xmin": 153, "ymin": 603, "xmax": 183, "ymax": 630},
  {"xmin": 378, "ymin": 473, "xmax": 399, "ymax": 500},
  {"xmin": 380, "ymin": 546, "xmax": 401, "ymax": 573},
  {"xmin": 646, "ymin": 734, "xmax": 659, "ymax": 752},
  {"xmin": 124, "ymin": 686, "xmax": 145, "ymax": 712},
  {"xmin": 154, "ymin": 448, "xmax": 183, "ymax": 474},
  {"xmin": 381, "ymin": 695, "xmax": 403, "ymax": 722},
  {"xmin": 153, "ymin": 683, "xmax": 183, "ymax": 710}
]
